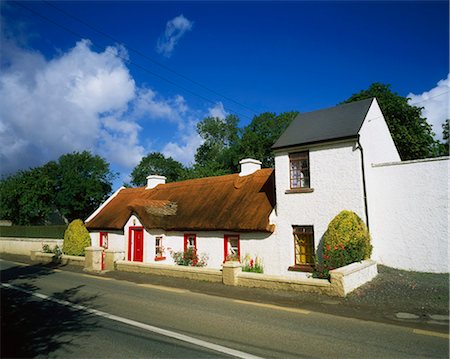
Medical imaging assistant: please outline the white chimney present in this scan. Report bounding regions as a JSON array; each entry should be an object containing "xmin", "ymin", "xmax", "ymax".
[
  {"xmin": 146, "ymin": 175, "xmax": 166, "ymax": 189},
  {"xmin": 239, "ymin": 158, "xmax": 262, "ymax": 177}
]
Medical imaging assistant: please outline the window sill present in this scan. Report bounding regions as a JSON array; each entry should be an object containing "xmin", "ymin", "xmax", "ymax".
[
  {"xmin": 154, "ymin": 256, "xmax": 166, "ymax": 261},
  {"xmin": 288, "ymin": 264, "xmax": 315, "ymax": 273},
  {"xmin": 285, "ymin": 188, "xmax": 314, "ymax": 194}
]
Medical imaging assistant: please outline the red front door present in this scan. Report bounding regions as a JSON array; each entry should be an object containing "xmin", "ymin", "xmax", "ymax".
[{"xmin": 132, "ymin": 228, "xmax": 144, "ymax": 262}]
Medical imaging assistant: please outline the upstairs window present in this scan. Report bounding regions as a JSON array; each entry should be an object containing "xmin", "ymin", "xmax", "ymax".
[
  {"xmin": 289, "ymin": 151, "xmax": 310, "ymax": 189},
  {"xmin": 184, "ymin": 233, "xmax": 197, "ymax": 252}
]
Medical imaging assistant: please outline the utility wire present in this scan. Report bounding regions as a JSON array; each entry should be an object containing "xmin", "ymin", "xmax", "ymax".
[
  {"xmin": 12, "ymin": 1, "xmax": 254, "ymax": 120},
  {"xmin": 42, "ymin": 0, "xmax": 261, "ymax": 116}
]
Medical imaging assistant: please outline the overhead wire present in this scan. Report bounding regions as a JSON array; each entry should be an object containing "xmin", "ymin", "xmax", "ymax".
[
  {"xmin": 41, "ymin": 0, "xmax": 262, "ymax": 116},
  {"xmin": 11, "ymin": 1, "xmax": 255, "ymax": 121}
]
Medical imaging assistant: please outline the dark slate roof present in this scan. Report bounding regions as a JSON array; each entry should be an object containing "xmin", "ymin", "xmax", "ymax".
[
  {"xmin": 272, "ymin": 98, "xmax": 374, "ymax": 150},
  {"xmin": 85, "ymin": 169, "xmax": 275, "ymax": 233}
]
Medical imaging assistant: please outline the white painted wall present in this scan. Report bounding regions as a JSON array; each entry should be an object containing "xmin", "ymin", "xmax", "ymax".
[
  {"xmin": 90, "ymin": 214, "xmax": 281, "ymax": 274},
  {"xmin": 273, "ymin": 141, "xmax": 366, "ymax": 276},
  {"xmin": 358, "ymin": 98, "xmax": 401, "ymax": 165},
  {"xmin": 89, "ymin": 231, "xmax": 124, "ymax": 251},
  {"xmin": 368, "ymin": 157, "xmax": 449, "ymax": 273}
]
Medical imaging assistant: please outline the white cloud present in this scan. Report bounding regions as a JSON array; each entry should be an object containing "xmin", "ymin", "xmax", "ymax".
[
  {"xmin": 0, "ymin": 27, "xmax": 211, "ymax": 180},
  {"xmin": 0, "ymin": 38, "xmax": 142, "ymax": 175},
  {"xmin": 162, "ymin": 120, "xmax": 203, "ymax": 165},
  {"xmin": 207, "ymin": 102, "xmax": 228, "ymax": 120},
  {"xmin": 156, "ymin": 14, "xmax": 193, "ymax": 58},
  {"xmin": 408, "ymin": 74, "xmax": 450, "ymax": 141},
  {"xmin": 133, "ymin": 88, "xmax": 187, "ymax": 126}
]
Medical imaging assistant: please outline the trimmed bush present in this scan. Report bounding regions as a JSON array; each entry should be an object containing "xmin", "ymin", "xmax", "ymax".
[
  {"xmin": 316, "ymin": 210, "xmax": 372, "ymax": 278},
  {"xmin": 63, "ymin": 219, "xmax": 91, "ymax": 256}
]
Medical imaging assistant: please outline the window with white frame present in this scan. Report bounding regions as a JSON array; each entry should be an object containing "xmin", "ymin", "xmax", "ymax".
[{"xmin": 289, "ymin": 151, "xmax": 310, "ymax": 189}]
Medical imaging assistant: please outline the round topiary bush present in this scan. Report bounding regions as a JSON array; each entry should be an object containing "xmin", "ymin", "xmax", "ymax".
[
  {"xmin": 321, "ymin": 210, "xmax": 372, "ymax": 273},
  {"xmin": 63, "ymin": 219, "xmax": 91, "ymax": 256}
]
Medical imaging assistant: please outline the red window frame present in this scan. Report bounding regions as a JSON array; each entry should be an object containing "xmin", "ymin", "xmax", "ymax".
[
  {"xmin": 154, "ymin": 236, "xmax": 165, "ymax": 261},
  {"xmin": 224, "ymin": 234, "xmax": 240, "ymax": 262},
  {"xmin": 99, "ymin": 232, "xmax": 108, "ymax": 249},
  {"xmin": 184, "ymin": 233, "xmax": 197, "ymax": 252}
]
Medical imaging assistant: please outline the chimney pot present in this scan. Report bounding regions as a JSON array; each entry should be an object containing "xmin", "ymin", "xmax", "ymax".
[
  {"xmin": 146, "ymin": 175, "xmax": 166, "ymax": 189},
  {"xmin": 239, "ymin": 158, "xmax": 262, "ymax": 177}
]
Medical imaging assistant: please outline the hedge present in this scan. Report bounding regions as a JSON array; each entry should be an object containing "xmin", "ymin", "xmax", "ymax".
[{"xmin": 0, "ymin": 225, "xmax": 67, "ymax": 239}]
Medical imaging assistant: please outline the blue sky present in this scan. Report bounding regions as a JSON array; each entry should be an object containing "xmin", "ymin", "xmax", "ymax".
[{"xmin": 1, "ymin": 0, "xmax": 448, "ymax": 188}]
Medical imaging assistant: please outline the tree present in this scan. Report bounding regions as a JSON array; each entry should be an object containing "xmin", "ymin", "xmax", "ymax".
[
  {"xmin": 130, "ymin": 152, "xmax": 185, "ymax": 186},
  {"xmin": 343, "ymin": 83, "xmax": 440, "ymax": 160},
  {"xmin": 0, "ymin": 151, "xmax": 115, "ymax": 225},
  {"xmin": 239, "ymin": 111, "xmax": 298, "ymax": 168},
  {"xmin": 439, "ymin": 119, "xmax": 449, "ymax": 156},
  {"xmin": 55, "ymin": 151, "xmax": 115, "ymax": 222},
  {"xmin": 193, "ymin": 115, "xmax": 241, "ymax": 177},
  {"xmin": 0, "ymin": 163, "xmax": 58, "ymax": 225}
]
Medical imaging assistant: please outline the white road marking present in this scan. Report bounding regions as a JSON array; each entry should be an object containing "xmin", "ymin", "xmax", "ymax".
[{"xmin": 1, "ymin": 283, "xmax": 263, "ymax": 359}]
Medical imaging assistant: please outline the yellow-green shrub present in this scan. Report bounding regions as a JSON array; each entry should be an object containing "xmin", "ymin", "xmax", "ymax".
[
  {"xmin": 63, "ymin": 219, "xmax": 91, "ymax": 256},
  {"xmin": 320, "ymin": 210, "xmax": 372, "ymax": 275}
]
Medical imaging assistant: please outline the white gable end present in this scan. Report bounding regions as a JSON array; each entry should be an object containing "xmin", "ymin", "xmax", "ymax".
[{"xmin": 358, "ymin": 98, "xmax": 400, "ymax": 165}]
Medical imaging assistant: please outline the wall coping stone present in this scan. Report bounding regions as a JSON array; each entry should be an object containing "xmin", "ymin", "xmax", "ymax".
[
  {"xmin": 329, "ymin": 259, "xmax": 377, "ymax": 276},
  {"xmin": 116, "ymin": 260, "xmax": 222, "ymax": 275},
  {"xmin": 239, "ymin": 271, "xmax": 330, "ymax": 287}
]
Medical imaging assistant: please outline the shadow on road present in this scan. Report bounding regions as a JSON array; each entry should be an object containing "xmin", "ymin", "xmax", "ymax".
[{"xmin": 1, "ymin": 263, "xmax": 100, "ymax": 358}]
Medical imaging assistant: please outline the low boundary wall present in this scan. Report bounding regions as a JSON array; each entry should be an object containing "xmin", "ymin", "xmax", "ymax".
[
  {"xmin": 116, "ymin": 260, "xmax": 223, "ymax": 283},
  {"xmin": 30, "ymin": 251, "xmax": 85, "ymax": 267},
  {"xmin": 115, "ymin": 259, "xmax": 377, "ymax": 297},
  {"xmin": 24, "ymin": 244, "xmax": 378, "ymax": 297},
  {"xmin": 0, "ymin": 237, "xmax": 62, "ymax": 256}
]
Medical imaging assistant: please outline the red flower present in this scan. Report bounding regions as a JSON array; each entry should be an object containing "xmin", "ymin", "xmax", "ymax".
[
  {"xmin": 323, "ymin": 255, "xmax": 329, "ymax": 260},
  {"xmin": 326, "ymin": 245, "xmax": 331, "ymax": 251},
  {"xmin": 334, "ymin": 245, "xmax": 338, "ymax": 250},
  {"xmin": 250, "ymin": 259, "xmax": 254, "ymax": 268}
]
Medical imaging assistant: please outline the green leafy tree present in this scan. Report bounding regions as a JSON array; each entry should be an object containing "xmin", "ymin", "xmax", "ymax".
[
  {"xmin": 63, "ymin": 219, "xmax": 91, "ymax": 256},
  {"xmin": 55, "ymin": 151, "xmax": 115, "ymax": 222},
  {"xmin": 193, "ymin": 115, "xmax": 241, "ymax": 177},
  {"xmin": 0, "ymin": 151, "xmax": 115, "ymax": 225},
  {"xmin": 130, "ymin": 152, "xmax": 185, "ymax": 186},
  {"xmin": 239, "ymin": 111, "xmax": 298, "ymax": 168},
  {"xmin": 343, "ymin": 83, "xmax": 440, "ymax": 160},
  {"xmin": 438, "ymin": 119, "xmax": 449, "ymax": 156},
  {"xmin": 0, "ymin": 163, "xmax": 58, "ymax": 225}
]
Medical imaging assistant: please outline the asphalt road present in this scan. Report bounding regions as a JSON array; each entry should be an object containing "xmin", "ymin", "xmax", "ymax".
[{"xmin": 1, "ymin": 259, "xmax": 448, "ymax": 358}]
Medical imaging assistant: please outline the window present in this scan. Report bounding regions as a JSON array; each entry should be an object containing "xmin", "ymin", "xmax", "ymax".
[
  {"xmin": 289, "ymin": 151, "xmax": 310, "ymax": 189},
  {"xmin": 99, "ymin": 232, "xmax": 108, "ymax": 249},
  {"xmin": 155, "ymin": 236, "xmax": 165, "ymax": 260},
  {"xmin": 290, "ymin": 226, "xmax": 315, "ymax": 272},
  {"xmin": 224, "ymin": 235, "xmax": 240, "ymax": 262},
  {"xmin": 184, "ymin": 233, "xmax": 197, "ymax": 252}
]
